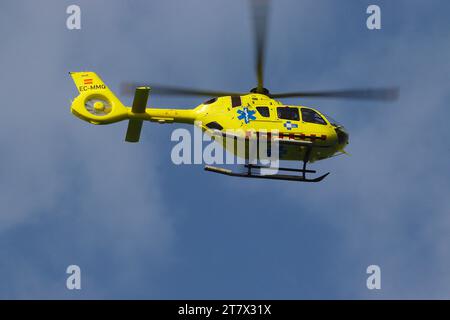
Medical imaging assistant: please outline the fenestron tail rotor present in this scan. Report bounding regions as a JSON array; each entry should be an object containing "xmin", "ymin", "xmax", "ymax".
[{"xmin": 84, "ymin": 97, "xmax": 112, "ymax": 116}]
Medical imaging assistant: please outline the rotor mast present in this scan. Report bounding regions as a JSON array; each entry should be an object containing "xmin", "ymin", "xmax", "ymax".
[{"xmin": 251, "ymin": 0, "xmax": 270, "ymax": 94}]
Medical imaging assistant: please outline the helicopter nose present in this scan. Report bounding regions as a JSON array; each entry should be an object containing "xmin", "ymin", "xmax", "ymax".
[{"xmin": 335, "ymin": 127, "xmax": 349, "ymax": 146}]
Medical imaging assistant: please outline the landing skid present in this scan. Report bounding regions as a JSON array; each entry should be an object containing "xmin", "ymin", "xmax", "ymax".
[
  {"xmin": 204, "ymin": 164, "xmax": 330, "ymax": 183},
  {"xmin": 204, "ymin": 143, "xmax": 330, "ymax": 182}
]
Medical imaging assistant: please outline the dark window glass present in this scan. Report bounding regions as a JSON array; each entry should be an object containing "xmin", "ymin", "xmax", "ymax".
[
  {"xmin": 301, "ymin": 108, "xmax": 327, "ymax": 125},
  {"xmin": 322, "ymin": 112, "xmax": 341, "ymax": 127},
  {"xmin": 231, "ymin": 96, "xmax": 241, "ymax": 108},
  {"xmin": 204, "ymin": 98, "xmax": 217, "ymax": 105},
  {"xmin": 256, "ymin": 106, "xmax": 270, "ymax": 117},
  {"xmin": 277, "ymin": 107, "xmax": 299, "ymax": 121},
  {"xmin": 205, "ymin": 121, "xmax": 223, "ymax": 130}
]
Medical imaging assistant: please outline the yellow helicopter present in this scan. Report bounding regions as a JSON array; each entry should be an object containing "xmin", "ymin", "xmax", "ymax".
[{"xmin": 69, "ymin": 0, "xmax": 398, "ymax": 182}]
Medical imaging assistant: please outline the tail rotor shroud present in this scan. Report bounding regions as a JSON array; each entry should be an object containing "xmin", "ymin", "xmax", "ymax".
[{"xmin": 84, "ymin": 97, "xmax": 112, "ymax": 116}]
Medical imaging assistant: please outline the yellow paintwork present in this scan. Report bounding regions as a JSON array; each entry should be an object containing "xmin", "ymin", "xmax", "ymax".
[{"xmin": 70, "ymin": 72, "xmax": 348, "ymax": 162}]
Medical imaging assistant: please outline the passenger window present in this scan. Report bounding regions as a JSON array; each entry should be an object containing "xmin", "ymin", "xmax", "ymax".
[
  {"xmin": 277, "ymin": 107, "xmax": 299, "ymax": 121},
  {"xmin": 203, "ymin": 98, "xmax": 217, "ymax": 105},
  {"xmin": 256, "ymin": 106, "xmax": 270, "ymax": 117},
  {"xmin": 301, "ymin": 108, "xmax": 327, "ymax": 125}
]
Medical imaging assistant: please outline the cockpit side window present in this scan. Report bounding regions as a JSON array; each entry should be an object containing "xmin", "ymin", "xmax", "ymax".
[
  {"xmin": 301, "ymin": 108, "xmax": 327, "ymax": 125},
  {"xmin": 277, "ymin": 107, "xmax": 299, "ymax": 121}
]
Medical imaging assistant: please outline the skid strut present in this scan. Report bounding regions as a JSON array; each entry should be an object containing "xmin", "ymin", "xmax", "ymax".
[{"xmin": 302, "ymin": 145, "xmax": 312, "ymax": 179}]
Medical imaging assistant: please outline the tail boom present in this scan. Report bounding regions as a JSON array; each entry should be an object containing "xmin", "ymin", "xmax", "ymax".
[{"xmin": 69, "ymin": 71, "xmax": 197, "ymax": 141}]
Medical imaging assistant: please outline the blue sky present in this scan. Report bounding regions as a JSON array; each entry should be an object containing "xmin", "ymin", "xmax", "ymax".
[{"xmin": 0, "ymin": 0, "xmax": 449, "ymax": 299}]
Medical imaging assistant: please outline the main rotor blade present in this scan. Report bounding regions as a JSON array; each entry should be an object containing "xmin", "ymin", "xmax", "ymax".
[
  {"xmin": 250, "ymin": 0, "xmax": 270, "ymax": 93},
  {"xmin": 270, "ymin": 87, "xmax": 400, "ymax": 101},
  {"xmin": 120, "ymin": 82, "xmax": 243, "ymax": 98}
]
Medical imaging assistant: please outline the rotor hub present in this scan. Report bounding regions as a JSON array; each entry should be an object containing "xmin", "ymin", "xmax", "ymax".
[
  {"xmin": 250, "ymin": 87, "xmax": 270, "ymax": 95},
  {"xmin": 93, "ymin": 101, "xmax": 105, "ymax": 112},
  {"xmin": 84, "ymin": 97, "xmax": 112, "ymax": 116}
]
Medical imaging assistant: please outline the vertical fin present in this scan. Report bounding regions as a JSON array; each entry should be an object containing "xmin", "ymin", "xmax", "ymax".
[{"xmin": 125, "ymin": 87, "xmax": 150, "ymax": 142}]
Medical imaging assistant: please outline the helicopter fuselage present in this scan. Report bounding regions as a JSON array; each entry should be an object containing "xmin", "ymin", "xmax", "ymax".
[
  {"xmin": 70, "ymin": 73, "xmax": 348, "ymax": 163},
  {"xmin": 189, "ymin": 93, "xmax": 349, "ymax": 162}
]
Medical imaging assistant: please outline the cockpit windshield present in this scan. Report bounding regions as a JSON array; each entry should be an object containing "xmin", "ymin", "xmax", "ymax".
[{"xmin": 321, "ymin": 112, "xmax": 342, "ymax": 127}]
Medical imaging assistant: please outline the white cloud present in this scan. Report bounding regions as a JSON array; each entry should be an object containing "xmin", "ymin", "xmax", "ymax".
[
  {"xmin": 216, "ymin": 0, "xmax": 450, "ymax": 298},
  {"xmin": 1, "ymin": 0, "xmax": 449, "ymax": 298},
  {"xmin": 0, "ymin": 1, "xmax": 174, "ymax": 298}
]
